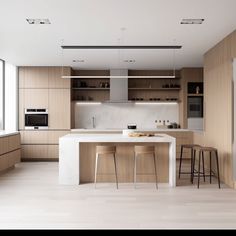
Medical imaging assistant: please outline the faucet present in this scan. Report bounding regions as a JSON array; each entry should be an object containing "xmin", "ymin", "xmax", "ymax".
[{"xmin": 92, "ymin": 116, "xmax": 96, "ymax": 128}]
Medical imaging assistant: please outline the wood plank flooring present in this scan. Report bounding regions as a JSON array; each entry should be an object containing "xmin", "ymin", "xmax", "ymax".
[{"xmin": 0, "ymin": 161, "xmax": 236, "ymax": 229}]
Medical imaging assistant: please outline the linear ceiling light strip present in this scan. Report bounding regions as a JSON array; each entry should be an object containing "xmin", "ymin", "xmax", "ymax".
[{"xmin": 61, "ymin": 45, "xmax": 182, "ymax": 49}]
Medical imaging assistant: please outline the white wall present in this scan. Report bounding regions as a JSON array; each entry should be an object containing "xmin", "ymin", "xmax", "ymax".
[
  {"xmin": 74, "ymin": 103, "xmax": 179, "ymax": 129},
  {"xmin": 4, "ymin": 63, "xmax": 17, "ymax": 131}
]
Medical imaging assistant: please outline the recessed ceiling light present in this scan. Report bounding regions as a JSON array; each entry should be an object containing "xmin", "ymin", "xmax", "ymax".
[
  {"xmin": 181, "ymin": 19, "xmax": 204, "ymax": 24},
  {"xmin": 124, "ymin": 59, "xmax": 136, "ymax": 63},
  {"xmin": 26, "ymin": 18, "xmax": 51, "ymax": 24},
  {"xmin": 72, "ymin": 59, "xmax": 85, "ymax": 63}
]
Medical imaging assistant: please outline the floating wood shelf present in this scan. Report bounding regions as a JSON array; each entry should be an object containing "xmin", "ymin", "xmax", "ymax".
[
  {"xmin": 128, "ymin": 87, "xmax": 181, "ymax": 91},
  {"xmin": 72, "ymin": 88, "xmax": 110, "ymax": 90}
]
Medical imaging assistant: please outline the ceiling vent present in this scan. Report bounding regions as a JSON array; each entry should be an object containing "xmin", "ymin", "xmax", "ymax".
[
  {"xmin": 26, "ymin": 19, "xmax": 51, "ymax": 24},
  {"xmin": 181, "ymin": 19, "xmax": 204, "ymax": 24},
  {"xmin": 72, "ymin": 59, "xmax": 85, "ymax": 63}
]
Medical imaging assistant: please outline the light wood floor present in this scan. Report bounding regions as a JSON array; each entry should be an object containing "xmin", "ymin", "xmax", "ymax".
[{"xmin": 0, "ymin": 161, "xmax": 236, "ymax": 229}]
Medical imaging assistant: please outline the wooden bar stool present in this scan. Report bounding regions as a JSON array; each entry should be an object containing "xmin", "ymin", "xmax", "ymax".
[
  {"xmin": 134, "ymin": 145, "xmax": 158, "ymax": 189},
  {"xmin": 179, "ymin": 144, "xmax": 201, "ymax": 183},
  {"xmin": 95, "ymin": 145, "xmax": 118, "ymax": 189},
  {"xmin": 193, "ymin": 146, "xmax": 221, "ymax": 189}
]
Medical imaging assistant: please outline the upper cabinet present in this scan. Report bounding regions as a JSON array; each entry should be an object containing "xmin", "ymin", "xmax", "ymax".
[
  {"xmin": 48, "ymin": 67, "xmax": 71, "ymax": 89},
  {"xmin": 19, "ymin": 66, "xmax": 71, "ymax": 89},
  {"xmin": 19, "ymin": 67, "xmax": 49, "ymax": 88}
]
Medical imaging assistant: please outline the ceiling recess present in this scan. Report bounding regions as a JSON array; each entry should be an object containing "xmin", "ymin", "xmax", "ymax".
[
  {"xmin": 180, "ymin": 19, "xmax": 204, "ymax": 24},
  {"xmin": 61, "ymin": 45, "xmax": 182, "ymax": 49}
]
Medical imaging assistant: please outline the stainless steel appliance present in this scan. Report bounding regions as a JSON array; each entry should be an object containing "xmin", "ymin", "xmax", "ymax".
[{"xmin": 24, "ymin": 109, "xmax": 48, "ymax": 129}]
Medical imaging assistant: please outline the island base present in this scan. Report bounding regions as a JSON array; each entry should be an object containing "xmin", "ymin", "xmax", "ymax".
[{"xmin": 79, "ymin": 142, "xmax": 169, "ymax": 184}]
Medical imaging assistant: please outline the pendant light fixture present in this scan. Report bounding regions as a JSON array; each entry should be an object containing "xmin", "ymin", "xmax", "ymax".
[{"xmin": 61, "ymin": 44, "xmax": 181, "ymax": 79}]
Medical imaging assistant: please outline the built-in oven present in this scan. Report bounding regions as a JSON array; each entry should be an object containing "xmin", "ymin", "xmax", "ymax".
[
  {"xmin": 24, "ymin": 109, "xmax": 48, "ymax": 129},
  {"xmin": 187, "ymin": 97, "xmax": 203, "ymax": 118}
]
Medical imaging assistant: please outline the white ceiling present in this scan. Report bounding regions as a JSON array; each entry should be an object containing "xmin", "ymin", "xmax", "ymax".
[{"xmin": 0, "ymin": 0, "xmax": 236, "ymax": 70}]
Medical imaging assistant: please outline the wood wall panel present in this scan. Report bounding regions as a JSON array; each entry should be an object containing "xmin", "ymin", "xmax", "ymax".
[{"xmin": 194, "ymin": 30, "xmax": 236, "ymax": 188}]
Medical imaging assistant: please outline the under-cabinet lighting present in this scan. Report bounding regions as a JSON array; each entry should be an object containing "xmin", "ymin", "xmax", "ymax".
[
  {"xmin": 62, "ymin": 75, "xmax": 176, "ymax": 79},
  {"xmin": 76, "ymin": 102, "xmax": 101, "ymax": 105},
  {"xmin": 135, "ymin": 102, "xmax": 178, "ymax": 105}
]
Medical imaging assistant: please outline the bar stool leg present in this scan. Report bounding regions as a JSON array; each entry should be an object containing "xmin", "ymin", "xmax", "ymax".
[
  {"xmin": 197, "ymin": 150, "xmax": 201, "ymax": 188},
  {"xmin": 94, "ymin": 153, "xmax": 99, "ymax": 188},
  {"xmin": 215, "ymin": 150, "xmax": 221, "ymax": 189},
  {"xmin": 210, "ymin": 151, "xmax": 212, "ymax": 184},
  {"xmin": 190, "ymin": 148, "xmax": 193, "ymax": 183},
  {"xmin": 153, "ymin": 153, "xmax": 158, "ymax": 189},
  {"xmin": 202, "ymin": 151, "xmax": 206, "ymax": 182},
  {"xmin": 113, "ymin": 154, "xmax": 118, "ymax": 189},
  {"xmin": 192, "ymin": 149, "xmax": 196, "ymax": 184},
  {"xmin": 179, "ymin": 146, "xmax": 183, "ymax": 178},
  {"xmin": 134, "ymin": 153, "xmax": 137, "ymax": 188}
]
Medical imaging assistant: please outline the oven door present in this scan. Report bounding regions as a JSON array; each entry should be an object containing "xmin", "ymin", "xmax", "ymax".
[
  {"xmin": 187, "ymin": 97, "xmax": 203, "ymax": 118},
  {"xmin": 25, "ymin": 114, "xmax": 48, "ymax": 129}
]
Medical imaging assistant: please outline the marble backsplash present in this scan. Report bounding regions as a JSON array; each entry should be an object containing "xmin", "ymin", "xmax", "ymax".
[{"xmin": 74, "ymin": 103, "xmax": 179, "ymax": 129}]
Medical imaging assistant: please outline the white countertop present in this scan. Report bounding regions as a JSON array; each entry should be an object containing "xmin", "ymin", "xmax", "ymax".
[
  {"xmin": 0, "ymin": 130, "xmax": 19, "ymax": 138},
  {"xmin": 71, "ymin": 128, "xmax": 190, "ymax": 133},
  {"xmin": 61, "ymin": 133, "xmax": 175, "ymax": 143}
]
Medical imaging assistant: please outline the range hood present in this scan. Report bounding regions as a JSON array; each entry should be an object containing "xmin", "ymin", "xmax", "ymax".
[{"xmin": 106, "ymin": 69, "xmax": 129, "ymax": 103}]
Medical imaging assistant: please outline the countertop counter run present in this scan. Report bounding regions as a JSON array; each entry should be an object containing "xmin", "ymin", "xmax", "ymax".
[
  {"xmin": 0, "ymin": 131, "xmax": 19, "ymax": 138},
  {"xmin": 71, "ymin": 128, "xmax": 190, "ymax": 133}
]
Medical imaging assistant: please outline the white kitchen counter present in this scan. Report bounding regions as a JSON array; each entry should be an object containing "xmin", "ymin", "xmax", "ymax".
[
  {"xmin": 71, "ymin": 128, "xmax": 190, "ymax": 133},
  {"xmin": 0, "ymin": 130, "xmax": 19, "ymax": 138},
  {"xmin": 59, "ymin": 133, "xmax": 176, "ymax": 187}
]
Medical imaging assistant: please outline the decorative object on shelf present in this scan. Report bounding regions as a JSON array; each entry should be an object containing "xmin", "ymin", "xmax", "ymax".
[{"xmin": 196, "ymin": 86, "xmax": 200, "ymax": 94}]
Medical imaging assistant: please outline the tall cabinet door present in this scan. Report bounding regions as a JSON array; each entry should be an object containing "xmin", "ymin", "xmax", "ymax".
[
  {"xmin": 19, "ymin": 67, "xmax": 49, "ymax": 88},
  {"xmin": 48, "ymin": 89, "xmax": 70, "ymax": 129}
]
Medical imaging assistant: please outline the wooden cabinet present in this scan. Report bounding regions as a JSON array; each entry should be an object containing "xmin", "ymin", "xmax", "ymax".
[
  {"xmin": 19, "ymin": 67, "xmax": 49, "ymax": 89},
  {"xmin": 21, "ymin": 145, "xmax": 48, "ymax": 160},
  {"xmin": 179, "ymin": 68, "xmax": 203, "ymax": 128},
  {"xmin": 24, "ymin": 89, "xmax": 49, "ymax": 108},
  {"xmin": 21, "ymin": 145, "xmax": 59, "ymax": 160},
  {"xmin": 49, "ymin": 89, "xmax": 70, "ymax": 129},
  {"xmin": 48, "ymin": 145, "xmax": 59, "ymax": 159},
  {"xmin": 20, "ymin": 131, "xmax": 69, "ymax": 160},
  {"xmin": 48, "ymin": 67, "xmax": 71, "ymax": 89},
  {"xmin": 20, "ymin": 130, "xmax": 69, "ymax": 144},
  {"xmin": 0, "ymin": 134, "xmax": 21, "ymax": 172},
  {"xmin": 19, "ymin": 66, "xmax": 71, "ymax": 89}
]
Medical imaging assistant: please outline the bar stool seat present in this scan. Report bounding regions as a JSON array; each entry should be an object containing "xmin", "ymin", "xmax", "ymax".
[
  {"xmin": 95, "ymin": 145, "xmax": 118, "ymax": 189},
  {"xmin": 193, "ymin": 146, "xmax": 221, "ymax": 189},
  {"xmin": 179, "ymin": 144, "xmax": 201, "ymax": 183},
  {"xmin": 134, "ymin": 145, "xmax": 158, "ymax": 189}
]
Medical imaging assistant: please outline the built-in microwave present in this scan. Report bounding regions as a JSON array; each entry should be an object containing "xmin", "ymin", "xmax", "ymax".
[
  {"xmin": 187, "ymin": 97, "xmax": 203, "ymax": 118},
  {"xmin": 24, "ymin": 109, "xmax": 48, "ymax": 129}
]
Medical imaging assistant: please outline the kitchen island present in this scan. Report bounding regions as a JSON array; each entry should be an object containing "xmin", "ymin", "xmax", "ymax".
[{"xmin": 59, "ymin": 133, "xmax": 176, "ymax": 187}]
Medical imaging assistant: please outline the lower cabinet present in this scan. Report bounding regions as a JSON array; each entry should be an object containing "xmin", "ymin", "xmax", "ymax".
[
  {"xmin": 0, "ymin": 134, "xmax": 21, "ymax": 172},
  {"xmin": 20, "ymin": 130, "xmax": 69, "ymax": 161},
  {"xmin": 21, "ymin": 145, "xmax": 59, "ymax": 160}
]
